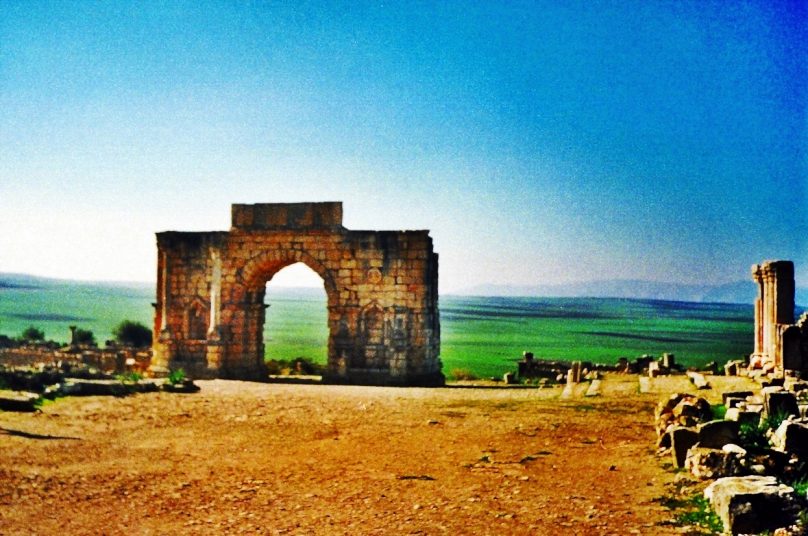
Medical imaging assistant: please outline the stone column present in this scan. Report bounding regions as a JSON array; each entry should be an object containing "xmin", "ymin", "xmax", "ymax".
[
  {"xmin": 752, "ymin": 264, "xmax": 764, "ymax": 357},
  {"xmin": 754, "ymin": 260, "xmax": 796, "ymax": 371}
]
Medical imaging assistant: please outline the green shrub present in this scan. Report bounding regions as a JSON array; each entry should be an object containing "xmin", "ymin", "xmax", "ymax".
[
  {"xmin": 738, "ymin": 409, "xmax": 791, "ymax": 453},
  {"xmin": 167, "ymin": 369, "xmax": 186, "ymax": 385},
  {"xmin": 73, "ymin": 327, "xmax": 96, "ymax": 346},
  {"xmin": 763, "ymin": 409, "xmax": 790, "ymax": 432},
  {"xmin": 791, "ymin": 477, "xmax": 808, "ymax": 498},
  {"xmin": 20, "ymin": 326, "xmax": 45, "ymax": 342},
  {"xmin": 710, "ymin": 404, "xmax": 727, "ymax": 420},
  {"xmin": 739, "ymin": 422, "xmax": 769, "ymax": 452},
  {"xmin": 113, "ymin": 320, "xmax": 152, "ymax": 348},
  {"xmin": 117, "ymin": 371, "xmax": 143, "ymax": 383}
]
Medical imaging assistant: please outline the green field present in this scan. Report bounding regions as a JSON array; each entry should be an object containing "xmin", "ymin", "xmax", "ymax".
[{"xmin": 0, "ymin": 276, "xmax": 785, "ymax": 379}]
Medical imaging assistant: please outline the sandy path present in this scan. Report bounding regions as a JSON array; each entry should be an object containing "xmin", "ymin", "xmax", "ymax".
[{"xmin": 0, "ymin": 375, "xmax": 746, "ymax": 535}]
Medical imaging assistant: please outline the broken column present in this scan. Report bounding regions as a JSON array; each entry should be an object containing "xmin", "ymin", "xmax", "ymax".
[{"xmin": 751, "ymin": 260, "xmax": 798, "ymax": 373}]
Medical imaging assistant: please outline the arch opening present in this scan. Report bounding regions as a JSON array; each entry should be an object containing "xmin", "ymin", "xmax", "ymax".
[{"xmin": 262, "ymin": 262, "xmax": 328, "ymax": 375}]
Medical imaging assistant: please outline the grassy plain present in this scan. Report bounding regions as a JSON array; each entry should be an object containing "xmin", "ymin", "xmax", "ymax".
[{"xmin": 0, "ymin": 278, "xmax": 776, "ymax": 379}]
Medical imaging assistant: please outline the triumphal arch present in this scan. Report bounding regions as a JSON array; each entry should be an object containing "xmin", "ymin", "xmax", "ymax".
[{"xmin": 151, "ymin": 202, "xmax": 443, "ymax": 386}]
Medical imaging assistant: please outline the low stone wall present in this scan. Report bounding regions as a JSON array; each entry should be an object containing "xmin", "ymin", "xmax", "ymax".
[{"xmin": 0, "ymin": 347, "xmax": 151, "ymax": 374}]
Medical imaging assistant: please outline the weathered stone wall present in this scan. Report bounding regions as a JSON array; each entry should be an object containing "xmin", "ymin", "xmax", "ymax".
[
  {"xmin": 151, "ymin": 202, "xmax": 443, "ymax": 386},
  {"xmin": 751, "ymin": 260, "xmax": 805, "ymax": 374}
]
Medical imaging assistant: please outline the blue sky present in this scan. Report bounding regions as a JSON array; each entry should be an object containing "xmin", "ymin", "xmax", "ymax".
[{"xmin": 1, "ymin": 1, "xmax": 805, "ymax": 292}]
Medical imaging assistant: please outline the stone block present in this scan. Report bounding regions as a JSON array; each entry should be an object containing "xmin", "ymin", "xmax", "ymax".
[
  {"xmin": 0, "ymin": 390, "xmax": 40, "ymax": 412},
  {"xmin": 771, "ymin": 420, "xmax": 808, "ymax": 456},
  {"xmin": 722, "ymin": 391, "xmax": 754, "ymax": 406},
  {"xmin": 584, "ymin": 379, "xmax": 601, "ymax": 397},
  {"xmin": 670, "ymin": 426, "xmax": 698, "ymax": 468},
  {"xmin": 685, "ymin": 447, "xmax": 745, "ymax": 479},
  {"xmin": 764, "ymin": 391, "xmax": 799, "ymax": 419},
  {"xmin": 61, "ymin": 379, "xmax": 129, "ymax": 397},
  {"xmin": 724, "ymin": 407, "xmax": 761, "ymax": 427},
  {"xmin": 687, "ymin": 371, "xmax": 710, "ymax": 389},
  {"xmin": 697, "ymin": 419, "xmax": 740, "ymax": 449},
  {"xmin": 704, "ymin": 476, "xmax": 799, "ymax": 535}
]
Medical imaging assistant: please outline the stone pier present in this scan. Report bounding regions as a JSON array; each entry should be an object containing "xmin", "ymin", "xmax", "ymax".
[
  {"xmin": 150, "ymin": 202, "xmax": 443, "ymax": 386},
  {"xmin": 751, "ymin": 260, "xmax": 805, "ymax": 375}
]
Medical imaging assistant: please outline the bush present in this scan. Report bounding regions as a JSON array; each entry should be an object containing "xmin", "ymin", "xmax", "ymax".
[
  {"xmin": 73, "ymin": 327, "xmax": 96, "ymax": 346},
  {"xmin": 20, "ymin": 326, "xmax": 45, "ymax": 342},
  {"xmin": 738, "ymin": 409, "xmax": 791, "ymax": 453},
  {"xmin": 113, "ymin": 320, "xmax": 152, "ymax": 348},
  {"xmin": 167, "ymin": 369, "xmax": 186, "ymax": 385},
  {"xmin": 116, "ymin": 371, "xmax": 143, "ymax": 383}
]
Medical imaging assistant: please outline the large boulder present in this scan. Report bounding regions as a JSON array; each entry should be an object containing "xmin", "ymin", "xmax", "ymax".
[{"xmin": 704, "ymin": 476, "xmax": 799, "ymax": 535}]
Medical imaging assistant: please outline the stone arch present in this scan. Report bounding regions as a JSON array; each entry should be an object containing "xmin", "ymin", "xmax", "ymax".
[
  {"xmin": 151, "ymin": 202, "xmax": 443, "ymax": 386},
  {"xmin": 239, "ymin": 250, "xmax": 338, "ymax": 306}
]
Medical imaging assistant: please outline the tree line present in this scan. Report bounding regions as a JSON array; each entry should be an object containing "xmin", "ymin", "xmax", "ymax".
[{"xmin": 0, "ymin": 320, "xmax": 152, "ymax": 349}]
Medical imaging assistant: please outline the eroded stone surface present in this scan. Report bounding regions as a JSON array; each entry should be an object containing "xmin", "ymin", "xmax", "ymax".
[{"xmin": 704, "ymin": 476, "xmax": 798, "ymax": 535}]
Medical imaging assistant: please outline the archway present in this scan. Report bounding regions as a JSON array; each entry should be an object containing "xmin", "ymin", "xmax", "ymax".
[
  {"xmin": 152, "ymin": 202, "xmax": 443, "ymax": 385},
  {"xmin": 263, "ymin": 263, "xmax": 328, "ymax": 375}
]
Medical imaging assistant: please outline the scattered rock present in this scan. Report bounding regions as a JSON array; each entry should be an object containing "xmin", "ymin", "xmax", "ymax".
[{"xmin": 655, "ymin": 393, "xmax": 712, "ymax": 438}]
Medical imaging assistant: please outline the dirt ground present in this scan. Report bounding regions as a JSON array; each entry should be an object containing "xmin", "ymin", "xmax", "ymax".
[{"xmin": 0, "ymin": 374, "xmax": 757, "ymax": 535}]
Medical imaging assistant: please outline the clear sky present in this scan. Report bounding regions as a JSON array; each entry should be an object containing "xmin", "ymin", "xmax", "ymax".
[{"xmin": 1, "ymin": 1, "xmax": 805, "ymax": 292}]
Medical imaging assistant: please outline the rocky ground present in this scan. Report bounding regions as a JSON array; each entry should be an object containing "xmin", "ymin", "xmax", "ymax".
[{"xmin": 0, "ymin": 374, "xmax": 757, "ymax": 535}]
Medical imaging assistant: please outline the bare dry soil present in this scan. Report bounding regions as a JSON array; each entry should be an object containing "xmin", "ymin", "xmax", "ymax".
[{"xmin": 0, "ymin": 374, "xmax": 756, "ymax": 535}]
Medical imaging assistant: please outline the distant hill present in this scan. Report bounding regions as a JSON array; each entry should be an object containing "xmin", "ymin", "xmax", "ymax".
[
  {"xmin": 452, "ymin": 279, "xmax": 808, "ymax": 306},
  {"xmin": 2, "ymin": 272, "xmax": 806, "ymax": 306},
  {"xmin": 0, "ymin": 273, "xmax": 152, "ymax": 291}
]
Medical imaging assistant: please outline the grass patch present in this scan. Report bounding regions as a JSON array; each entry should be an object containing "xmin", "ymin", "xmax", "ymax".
[
  {"xmin": 674, "ymin": 495, "xmax": 723, "ymax": 534},
  {"xmin": 738, "ymin": 409, "xmax": 792, "ymax": 453},
  {"xmin": 656, "ymin": 492, "xmax": 723, "ymax": 535}
]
